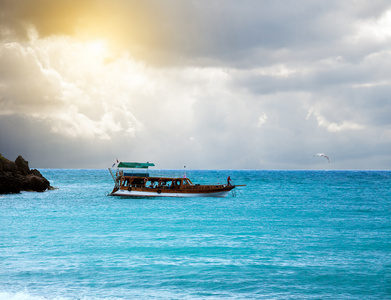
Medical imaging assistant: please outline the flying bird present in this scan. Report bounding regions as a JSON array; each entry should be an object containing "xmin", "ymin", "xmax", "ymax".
[{"xmin": 313, "ymin": 153, "xmax": 330, "ymax": 163}]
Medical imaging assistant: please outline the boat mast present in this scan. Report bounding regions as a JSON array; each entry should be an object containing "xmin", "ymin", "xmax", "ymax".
[{"xmin": 108, "ymin": 168, "xmax": 116, "ymax": 182}]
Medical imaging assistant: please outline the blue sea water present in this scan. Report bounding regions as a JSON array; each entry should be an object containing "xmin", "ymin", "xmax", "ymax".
[{"xmin": 0, "ymin": 169, "xmax": 390, "ymax": 299}]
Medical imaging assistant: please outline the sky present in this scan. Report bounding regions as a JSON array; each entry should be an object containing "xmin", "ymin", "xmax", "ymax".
[{"xmin": 1, "ymin": 0, "xmax": 391, "ymax": 169}]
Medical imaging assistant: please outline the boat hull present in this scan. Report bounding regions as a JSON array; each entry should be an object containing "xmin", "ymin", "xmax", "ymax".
[
  {"xmin": 108, "ymin": 167, "xmax": 237, "ymax": 198},
  {"xmin": 110, "ymin": 187, "xmax": 234, "ymax": 198}
]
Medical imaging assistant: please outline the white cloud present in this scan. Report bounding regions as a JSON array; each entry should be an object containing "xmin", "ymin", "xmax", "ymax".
[
  {"xmin": 352, "ymin": 9, "xmax": 391, "ymax": 43},
  {"xmin": 1, "ymin": 1, "xmax": 391, "ymax": 169},
  {"xmin": 257, "ymin": 113, "xmax": 268, "ymax": 128},
  {"xmin": 0, "ymin": 34, "xmax": 240, "ymax": 142},
  {"xmin": 307, "ymin": 106, "xmax": 365, "ymax": 132}
]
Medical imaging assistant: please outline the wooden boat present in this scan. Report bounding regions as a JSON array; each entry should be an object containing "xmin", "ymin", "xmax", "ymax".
[{"xmin": 108, "ymin": 161, "xmax": 242, "ymax": 198}]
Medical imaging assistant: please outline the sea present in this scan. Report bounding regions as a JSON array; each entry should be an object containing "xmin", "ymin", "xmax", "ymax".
[{"xmin": 0, "ymin": 169, "xmax": 390, "ymax": 299}]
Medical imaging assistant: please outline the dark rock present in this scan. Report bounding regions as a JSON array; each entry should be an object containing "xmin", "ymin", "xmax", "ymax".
[
  {"xmin": 15, "ymin": 155, "xmax": 30, "ymax": 175},
  {"xmin": 24, "ymin": 173, "xmax": 50, "ymax": 192},
  {"xmin": 0, "ymin": 172, "xmax": 22, "ymax": 194},
  {"xmin": 30, "ymin": 169, "xmax": 43, "ymax": 177},
  {"xmin": 0, "ymin": 155, "xmax": 18, "ymax": 173},
  {"xmin": 0, "ymin": 154, "xmax": 53, "ymax": 194}
]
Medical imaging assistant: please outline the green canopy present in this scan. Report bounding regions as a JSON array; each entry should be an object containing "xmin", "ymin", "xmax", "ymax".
[{"xmin": 117, "ymin": 162, "xmax": 155, "ymax": 169}]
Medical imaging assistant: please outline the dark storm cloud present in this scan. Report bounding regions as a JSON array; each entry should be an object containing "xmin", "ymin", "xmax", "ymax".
[
  {"xmin": 2, "ymin": 0, "xmax": 390, "ymax": 66},
  {"xmin": 0, "ymin": 114, "xmax": 124, "ymax": 168}
]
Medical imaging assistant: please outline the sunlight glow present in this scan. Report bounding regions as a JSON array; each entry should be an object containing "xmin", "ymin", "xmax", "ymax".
[{"xmin": 87, "ymin": 39, "xmax": 107, "ymax": 56}]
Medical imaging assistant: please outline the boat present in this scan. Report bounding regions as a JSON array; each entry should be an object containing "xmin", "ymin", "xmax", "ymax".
[{"xmin": 108, "ymin": 161, "xmax": 243, "ymax": 198}]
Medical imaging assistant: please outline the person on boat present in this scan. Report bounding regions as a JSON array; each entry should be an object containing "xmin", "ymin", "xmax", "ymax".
[{"xmin": 227, "ymin": 176, "xmax": 232, "ymax": 186}]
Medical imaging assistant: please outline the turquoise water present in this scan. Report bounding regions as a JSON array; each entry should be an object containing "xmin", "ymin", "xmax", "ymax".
[{"xmin": 1, "ymin": 170, "xmax": 390, "ymax": 299}]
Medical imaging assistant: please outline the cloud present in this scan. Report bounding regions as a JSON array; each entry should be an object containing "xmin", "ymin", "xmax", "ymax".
[
  {"xmin": 2, "ymin": 0, "xmax": 390, "ymax": 66},
  {"xmin": 0, "ymin": 36, "xmax": 127, "ymax": 139},
  {"xmin": 1, "ymin": 0, "xmax": 391, "ymax": 169}
]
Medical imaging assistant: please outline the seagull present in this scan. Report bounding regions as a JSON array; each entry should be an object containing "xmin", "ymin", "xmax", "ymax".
[{"xmin": 313, "ymin": 153, "xmax": 330, "ymax": 163}]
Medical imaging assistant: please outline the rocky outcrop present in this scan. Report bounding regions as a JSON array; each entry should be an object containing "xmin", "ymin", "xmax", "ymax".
[{"xmin": 0, "ymin": 154, "xmax": 53, "ymax": 194}]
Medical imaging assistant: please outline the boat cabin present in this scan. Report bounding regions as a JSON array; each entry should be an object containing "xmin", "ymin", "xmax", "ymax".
[{"xmin": 119, "ymin": 176, "xmax": 194, "ymax": 190}]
